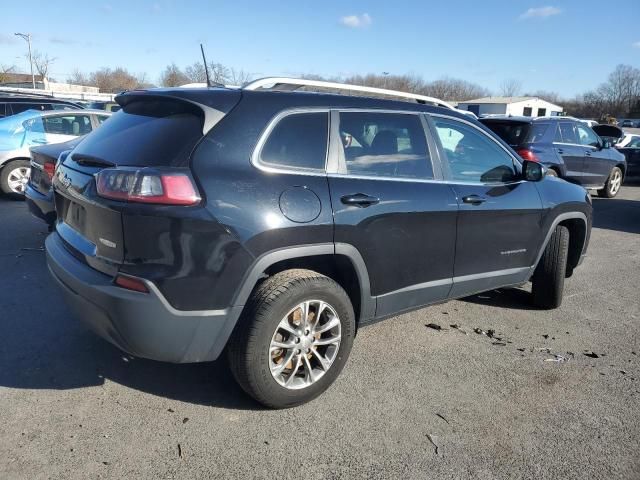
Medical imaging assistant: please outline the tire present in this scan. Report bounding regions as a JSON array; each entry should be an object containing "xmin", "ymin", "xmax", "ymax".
[
  {"xmin": 0, "ymin": 159, "xmax": 30, "ymax": 198},
  {"xmin": 545, "ymin": 168, "xmax": 558, "ymax": 177},
  {"xmin": 227, "ymin": 269, "xmax": 355, "ymax": 408},
  {"xmin": 597, "ymin": 166, "xmax": 623, "ymax": 198},
  {"xmin": 531, "ymin": 225, "xmax": 569, "ymax": 309}
]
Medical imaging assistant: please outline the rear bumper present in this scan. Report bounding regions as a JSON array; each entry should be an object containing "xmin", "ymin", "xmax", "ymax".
[
  {"xmin": 45, "ymin": 232, "xmax": 243, "ymax": 363},
  {"xmin": 25, "ymin": 185, "xmax": 56, "ymax": 225}
]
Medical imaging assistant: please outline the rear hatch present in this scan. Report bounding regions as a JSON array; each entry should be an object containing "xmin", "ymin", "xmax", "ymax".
[
  {"xmin": 480, "ymin": 119, "xmax": 540, "ymax": 148},
  {"xmin": 52, "ymin": 88, "xmax": 241, "ymax": 274}
]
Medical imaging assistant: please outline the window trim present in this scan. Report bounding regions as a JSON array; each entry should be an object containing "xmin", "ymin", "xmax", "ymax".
[
  {"xmin": 251, "ymin": 108, "xmax": 331, "ymax": 176},
  {"xmin": 428, "ymin": 113, "xmax": 524, "ymax": 186},
  {"xmin": 329, "ymin": 108, "xmax": 441, "ymax": 182}
]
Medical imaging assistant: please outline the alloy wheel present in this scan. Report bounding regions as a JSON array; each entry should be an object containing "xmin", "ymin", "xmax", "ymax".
[
  {"xmin": 7, "ymin": 166, "xmax": 30, "ymax": 194},
  {"xmin": 269, "ymin": 300, "xmax": 341, "ymax": 390},
  {"xmin": 609, "ymin": 169, "xmax": 622, "ymax": 196}
]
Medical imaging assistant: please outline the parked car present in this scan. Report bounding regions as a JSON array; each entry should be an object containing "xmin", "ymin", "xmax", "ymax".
[
  {"xmin": 616, "ymin": 135, "xmax": 640, "ymax": 177},
  {"xmin": 480, "ymin": 116, "xmax": 627, "ymax": 198},
  {"xmin": 46, "ymin": 79, "xmax": 592, "ymax": 408},
  {"xmin": 87, "ymin": 101, "xmax": 121, "ymax": 112},
  {"xmin": 0, "ymin": 109, "xmax": 111, "ymax": 197},
  {"xmin": 616, "ymin": 133, "xmax": 640, "ymax": 148},
  {"xmin": 0, "ymin": 94, "xmax": 83, "ymax": 118},
  {"xmin": 620, "ymin": 119, "xmax": 636, "ymax": 128},
  {"xmin": 25, "ymin": 137, "xmax": 84, "ymax": 226}
]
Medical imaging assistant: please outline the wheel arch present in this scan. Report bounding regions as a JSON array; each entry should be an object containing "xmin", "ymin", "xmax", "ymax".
[
  {"xmin": 533, "ymin": 212, "xmax": 588, "ymax": 276},
  {"xmin": 232, "ymin": 243, "xmax": 374, "ymax": 325}
]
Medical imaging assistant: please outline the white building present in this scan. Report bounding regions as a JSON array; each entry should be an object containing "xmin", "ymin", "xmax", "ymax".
[{"xmin": 457, "ymin": 96, "xmax": 563, "ymax": 118}]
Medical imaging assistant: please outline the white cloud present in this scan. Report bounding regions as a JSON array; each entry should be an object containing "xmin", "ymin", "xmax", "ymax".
[
  {"xmin": 339, "ymin": 13, "xmax": 372, "ymax": 29},
  {"xmin": 633, "ymin": 41, "xmax": 640, "ymax": 49},
  {"xmin": 519, "ymin": 6, "xmax": 562, "ymax": 20}
]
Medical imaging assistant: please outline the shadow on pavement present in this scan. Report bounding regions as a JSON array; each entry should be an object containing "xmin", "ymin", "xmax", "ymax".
[
  {"xmin": 592, "ymin": 184, "xmax": 640, "ymax": 234},
  {"xmin": 461, "ymin": 287, "xmax": 538, "ymax": 311}
]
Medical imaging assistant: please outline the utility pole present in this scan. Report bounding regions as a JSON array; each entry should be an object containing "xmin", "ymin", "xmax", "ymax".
[{"xmin": 14, "ymin": 32, "xmax": 35, "ymax": 89}]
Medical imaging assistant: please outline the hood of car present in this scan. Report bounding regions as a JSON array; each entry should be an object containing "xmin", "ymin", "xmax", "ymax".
[{"xmin": 592, "ymin": 124, "xmax": 624, "ymax": 139}]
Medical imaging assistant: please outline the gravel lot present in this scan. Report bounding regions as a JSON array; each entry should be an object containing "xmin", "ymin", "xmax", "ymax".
[{"xmin": 1, "ymin": 183, "xmax": 639, "ymax": 480}]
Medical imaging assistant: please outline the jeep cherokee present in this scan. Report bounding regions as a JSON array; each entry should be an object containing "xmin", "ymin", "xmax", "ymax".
[{"xmin": 45, "ymin": 79, "xmax": 592, "ymax": 408}]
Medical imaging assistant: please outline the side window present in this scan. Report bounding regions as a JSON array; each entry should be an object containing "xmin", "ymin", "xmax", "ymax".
[
  {"xmin": 576, "ymin": 124, "xmax": 600, "ymax": 148},
  {"xmin": 433, "ymin": 117, "xmax": 517, "ymax": 183},
  {"xmin": 553, "ymin": 124, "xmax": 563, "ymax": 143},
  {"xmin": 558, "ymin": 122, "xmax": 578, "ymax": 144},
  {"xmin": 43, "ymin": 115, "xmax": 93, "ymax": 136},
  {"xmin": 338, "ymin": 111, "xmax": 433, "ymax": 179},
  {"xmin": 96, "ymin": 115, "xmax": 111, "ymax": 125},
  {"xmin": 260, "ymin": 112, "xmax": 328, "ymax": 171}
]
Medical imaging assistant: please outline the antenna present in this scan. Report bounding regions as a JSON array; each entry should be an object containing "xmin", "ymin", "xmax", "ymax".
[{"xmin": 200, "ymin": 43, "xmax": 212, "ymax": 88}]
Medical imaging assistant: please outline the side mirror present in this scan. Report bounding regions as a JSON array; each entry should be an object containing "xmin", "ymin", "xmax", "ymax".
[
  {"xmin": 601, "ymin": 140, "xmax": 611, "ymax": 149},
  {"xmin": 522, "ymin": 160, "xmax": 545, "ymax": 182}
]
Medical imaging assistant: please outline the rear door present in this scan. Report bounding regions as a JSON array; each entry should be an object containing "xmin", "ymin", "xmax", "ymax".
[
  {"xmin": 554, "ymin": 122, "xmax": 586, "ymax": 184},
  {"xmin": 327, "ymin": 110, "xmax": 458, "ymax": 318},
  {"xmin": 429, "ymin": 114, "xmax": 543, "ymax": 298}
]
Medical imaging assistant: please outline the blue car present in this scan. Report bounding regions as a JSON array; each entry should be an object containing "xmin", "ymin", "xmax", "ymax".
[
  {"xmin": 480, "ymin": 117, "xmax": 627, "ymax": 198},
  {"xmin": 0, "ymin": 109, "xmax": 111, "ymax": 197}
]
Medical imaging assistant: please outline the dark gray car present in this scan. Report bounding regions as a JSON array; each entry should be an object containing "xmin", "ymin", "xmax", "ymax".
[{"xmin": 481, "ymin": 117, "xmax": 627, "ymax": 198}]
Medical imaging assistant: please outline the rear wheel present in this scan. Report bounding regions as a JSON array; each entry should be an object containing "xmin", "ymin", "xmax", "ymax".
[
  {"xmin": 227, "ymin": 269, "xmax": 355, "ymax": 408},
  {"xmin": 531, "ymin": 225, "xmax": 569, "ymax": 309},
  {"xmin": 545, "ymin": 168, "xmax": 558, "ymax": 177},
  {"xmin": 0, "ymin": 160, "xmax": 30, "ymax": 198},
  {"xmin": 597, "ymin": 166, "xmax": 622, "ymax": 198}
]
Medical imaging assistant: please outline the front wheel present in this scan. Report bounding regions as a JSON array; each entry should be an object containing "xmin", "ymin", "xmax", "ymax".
[
  {"xmin": 531, "ymin": 225, "xmax": 569, "ymax": 309},
  {"xmin": 597, "ymin": 166, "xmax": 623, "ymax": 198},
  {"xmin": 0, "ymin": 160, "xmax": 31, "ymax": 198},
  {"xmin": 227, "ymin": 269, "xmax": 355, "ymax": 408}
]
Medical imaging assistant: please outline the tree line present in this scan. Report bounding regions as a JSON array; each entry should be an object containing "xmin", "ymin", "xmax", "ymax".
[{"xmin": 4, "ymin": 56, "xmax": 638, "ymax": 119}]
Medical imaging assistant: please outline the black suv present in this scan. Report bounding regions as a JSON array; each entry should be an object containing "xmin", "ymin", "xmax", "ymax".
[
  {"xmin": 480, "ymin": 116, "xmax": 627, "ymax": 197},
  {"xmin": 45, "ymin": 81, "xmax": 592, "ymax": 408}
]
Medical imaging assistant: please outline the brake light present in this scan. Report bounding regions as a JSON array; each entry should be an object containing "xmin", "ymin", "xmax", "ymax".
[
  {"xmin": 114, "ymin": 274, "xmax": 149, "ymax": 293},
  {"xmin": 95, "ymin": 168, "xmax": 200, "ymax": 206},
  {"xmin": 516, "ymin": 148, "xmax": 540, "ymax": 162},
  {"xmin": 43, "ymin": 161, "xmax": 55, "ymax": 180}
]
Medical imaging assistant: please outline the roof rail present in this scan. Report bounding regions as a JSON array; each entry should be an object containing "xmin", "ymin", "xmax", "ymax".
[{"xmin": 243, "ymin": 77, "xmax": 456, "ymax": 111}]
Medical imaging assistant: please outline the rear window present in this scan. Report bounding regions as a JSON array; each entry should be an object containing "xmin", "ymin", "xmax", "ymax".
[
  {"xmin": 482, "ymin": 122, "xmax": 531, "ymax": 146},
  {"xmin": 71, "ymin": 99, "xmax": 204, "ymax": 167}
]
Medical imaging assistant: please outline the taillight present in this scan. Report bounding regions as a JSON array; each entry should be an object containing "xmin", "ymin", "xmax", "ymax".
[
  {"xmin": 43, "ymin": 161, "xmax": 55, "ymax": 180},
  {"xmin": 114, "ymin": 274, "xmax": 149, "ymax": 293},
  {"xmin": 95, "ymin": 168, "xmax": 201, "ymax": 206},
  {"xmin": 516, "ymin": 148, "xmax": 540, "ymax": 162}
]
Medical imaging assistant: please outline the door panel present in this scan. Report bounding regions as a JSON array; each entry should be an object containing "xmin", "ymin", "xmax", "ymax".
[
  {"xmin": 576, "ymin": 124, "xmax": 611, "ymax": 186},
  {"xmin": 555, "ymin": 122, "xmax": 585, "ymax": 183},
  {"xmin": 329, "ymin": 110, "xmax": 458, "ymax": 318},
  {"xmin": 429, "ymin": 115, "xmax": 543, "ymax": 298}
]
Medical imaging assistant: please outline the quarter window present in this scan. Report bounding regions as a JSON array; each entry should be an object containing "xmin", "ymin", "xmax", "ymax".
[
  {"xmin": 433, "ymin": 117, "xmax": 517, "ymax": 183},
  {"xmin": 260, "ymin": 112, "xmax": 328, "ymax": 171},
  {"xmin": 338, "ymin": 112, "xmax": 433, "ymax": 179},
  {"xmin": 576, "ymin": 124, "xmax": 600, "ymax": 148}
]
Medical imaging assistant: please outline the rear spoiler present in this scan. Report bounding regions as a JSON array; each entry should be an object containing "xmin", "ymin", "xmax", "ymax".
[{"xmin": 115, "ymin": 87, "xmax": 241, "ymax": 135}]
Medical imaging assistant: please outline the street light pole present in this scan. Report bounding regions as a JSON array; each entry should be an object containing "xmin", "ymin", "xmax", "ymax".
[
  {"xmin": 382, "ymin": 71, "xmax": 389, "ymax": 89},
  {"xmin": 14, "ymin": 32, "xmax": 35, "ymax": 89}
]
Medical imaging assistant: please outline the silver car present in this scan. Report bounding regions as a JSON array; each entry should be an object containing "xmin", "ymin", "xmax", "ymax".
[{"xmin": 0, "ymin": 109, "xmax": 111, "ymax": 196}]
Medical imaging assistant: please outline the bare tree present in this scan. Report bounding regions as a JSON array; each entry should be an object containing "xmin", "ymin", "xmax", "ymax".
[
  {"xmin": 68, "ymin": 67, "xmax": 148, "ymax": 93},
  {"xmin": 499, "ymin": 78, "xmax": 522, "ymax": 97},
  {"xmin": 208, "ymin": 62, "xmax": 230, "ymax": 84},
  {"xmin": 185, "ymin": 62, "xmax": 207, "ymax": 83},
  {"xmin": 523, "ymin": 90, "xmax": 561, "ymax": 104},
  {"xmin": 228, "ymin": 68, "xmax": 254, "ymax": 86},
  {"xmin": 31, "ymin": 51, "xmax": 56, "ymax": 79},
  {"xmin": 0, "ymin": 64, "xmax": 16, "ymax": 83},
  {"xmin": 159, "ymin": 63, "xmax": 189, "ymax": 87}
]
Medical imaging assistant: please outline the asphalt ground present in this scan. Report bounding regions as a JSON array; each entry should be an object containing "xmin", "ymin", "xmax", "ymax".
[{"xmin": 0, "ymin": 183, "xmax": 639, "ymax": 479}]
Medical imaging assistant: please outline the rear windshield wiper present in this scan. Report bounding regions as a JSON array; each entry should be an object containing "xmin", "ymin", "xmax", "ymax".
[{"xmin": 71, "ymin": 154, "xmax": 116, "ymax": 168}]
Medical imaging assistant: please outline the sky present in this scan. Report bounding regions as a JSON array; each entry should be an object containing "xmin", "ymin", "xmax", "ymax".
[{"xmin": 1, "ymin": 0, "xmax": 639, "ymax": 98}]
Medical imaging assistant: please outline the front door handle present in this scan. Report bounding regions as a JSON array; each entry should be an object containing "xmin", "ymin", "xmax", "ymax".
[
  {"xmin": 556, "ymin": 148, "xmax": 564, "ymax": 155},
  {"xmin": 340, "ymin": 193, "xmax": 380, "ymax": 207},
  {"xmin": 462, "ymin": 195, "xmax": 487, "ymax": 205}
]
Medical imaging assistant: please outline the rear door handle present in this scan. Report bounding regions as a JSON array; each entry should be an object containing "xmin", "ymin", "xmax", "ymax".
[
  {"xmin": 340, "ymin": 193, "xmax": 380, "ymax": 207},
  {"xmin": 556, "ymin": 148, "xmax": 564, "ymax": 154},
  {"xmin": 585, "ymin": 150, "xmax": 592, "ymax": 156},
  {"xmin": 462, "ymin": 195, "xmax": 487, "ymax": 205}
]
